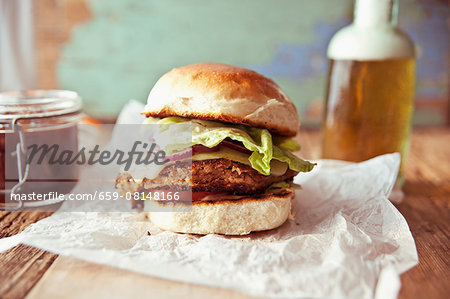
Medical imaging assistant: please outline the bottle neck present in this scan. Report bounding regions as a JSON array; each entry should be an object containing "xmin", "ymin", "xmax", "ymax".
[{"xmin": 354, "ymin": 0, "xmax": 398, "ymax": 27}]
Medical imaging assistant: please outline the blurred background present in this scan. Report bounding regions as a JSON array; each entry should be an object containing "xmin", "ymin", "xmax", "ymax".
[{"xmin": 0, "ymin": 0, "xmax": 448, "ymax": 126}]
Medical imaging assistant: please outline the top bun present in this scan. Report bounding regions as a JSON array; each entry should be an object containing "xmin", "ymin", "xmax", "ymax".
[{"xmin": 143, "ymin": 63, "xmax": 299, "ymax": 136}]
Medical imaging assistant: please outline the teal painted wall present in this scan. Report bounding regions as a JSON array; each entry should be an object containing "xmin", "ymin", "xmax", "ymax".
[{"xmin": 58, "ymin": 0, "xmax": 448, "ymax": 124}]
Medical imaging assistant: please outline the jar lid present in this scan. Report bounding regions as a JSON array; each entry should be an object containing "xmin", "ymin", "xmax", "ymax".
[{"xmin": 0, "ymin": 90, "xmax": 82, "ymax": 122}]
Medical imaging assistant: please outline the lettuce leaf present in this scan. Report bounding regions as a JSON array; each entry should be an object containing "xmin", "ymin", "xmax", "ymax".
[
  {"xmin": 192, "ymin": 121, "xmax": 274, "ymax": 175},
  {"xmin": 272, "ymin": 136, "xmax": 300, "ymax": 151},
  {"xmin": 146, "ymin": 117, "xmax": 315, "ymax": 175},
  {"xmin": 273, "ymin": 145, "xmax": 315, "ymax": 173}
]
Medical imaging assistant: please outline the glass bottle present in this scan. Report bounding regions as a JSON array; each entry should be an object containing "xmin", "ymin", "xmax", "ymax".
[{"xmin": 322, "ymin": 0, "xmax": 415, "ymax": 182}]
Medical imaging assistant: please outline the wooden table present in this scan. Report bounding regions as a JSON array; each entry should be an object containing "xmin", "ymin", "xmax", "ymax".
[{"xmin": 1, "ymin": 128, "xmax": 449, "ymax": 299}]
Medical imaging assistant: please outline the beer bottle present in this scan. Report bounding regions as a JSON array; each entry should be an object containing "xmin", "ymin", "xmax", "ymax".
[{"xmin": 322, "ymin": 0, "xmax": 415, "ymax": 183}]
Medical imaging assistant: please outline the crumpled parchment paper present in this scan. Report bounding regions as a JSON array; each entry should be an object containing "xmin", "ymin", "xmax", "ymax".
[{"xmin": 0, "ymin": 101, "xmax": 418, "ymax": 299}]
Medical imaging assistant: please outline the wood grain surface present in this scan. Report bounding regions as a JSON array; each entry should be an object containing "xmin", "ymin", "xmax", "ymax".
[
  {"xmin": 26, "ymin": 256, "xmax": 253, "ymax": 299},
  {"xmin": 0, "ymin": 129, "xmax": 449, "ymax": 299}
]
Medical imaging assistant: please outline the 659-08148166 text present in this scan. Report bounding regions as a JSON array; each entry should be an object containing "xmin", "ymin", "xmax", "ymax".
[{"xmin": 10, "ymin": 191, "xmax": 183, "ymax": 202}]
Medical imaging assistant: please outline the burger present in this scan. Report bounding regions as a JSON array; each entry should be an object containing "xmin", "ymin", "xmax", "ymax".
[{"xmin": 116, "ymin": 63, "xmax": 315, "ymax": 235}]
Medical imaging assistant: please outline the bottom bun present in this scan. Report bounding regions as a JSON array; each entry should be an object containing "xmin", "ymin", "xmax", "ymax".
[{"xmin": 146, "ymin": 189, "xmax": 294, "ymax": 235}]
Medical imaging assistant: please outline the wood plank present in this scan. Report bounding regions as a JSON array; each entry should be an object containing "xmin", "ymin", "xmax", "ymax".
[
  {"xmin": 26, "ymin": 256, "xmax": 252, "ymax": 299},
  {"xmin": 405, "ymin": 128, "xmax": 450, "ymax": 183},
  {"xmin": 397, "ymin": 128, "xmax": 450, "ymax": 299},
  {"xmin": 0, "ymin": 211, "xmax": 57, "ymax": 298},
  {"xmin": 396, "ymin": 194, "xmax": 450, "ymax": 299},
  {"xmin": 0, "ymin": 245, "xmax": 58, "ymax": 299},
  {"xmin": 0, "ymin": 211, "xmax": 54, "ymax": 238},
  {"xmin": 297, "ymin": 129, "xmax": 321, "ymax": 160}
]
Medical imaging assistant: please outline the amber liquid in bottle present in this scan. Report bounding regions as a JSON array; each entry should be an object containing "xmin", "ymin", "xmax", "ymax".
[{"xmin": 322, "ymin": 58, "xmax": 415, "ymax": 175}]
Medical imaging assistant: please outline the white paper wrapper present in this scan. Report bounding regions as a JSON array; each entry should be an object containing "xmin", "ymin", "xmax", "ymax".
[{"xmin": 0, "ymin": 101, "xmax": 418, "ymax": 299}]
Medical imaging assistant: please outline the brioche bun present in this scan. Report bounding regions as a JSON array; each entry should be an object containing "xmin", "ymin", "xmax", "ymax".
[
  {"xmin": 146, "ymin": 189, "xmax": 293, "ymax": 235},
  {"xmin": 142, "ymin": 63, "xmax": 299, "ymax": 137}
]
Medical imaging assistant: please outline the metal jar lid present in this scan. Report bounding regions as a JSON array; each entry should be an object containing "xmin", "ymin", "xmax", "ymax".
[
  {"xmin": 0, "ymin": 90, "xmax": 82, "ymax": 133},
  {"xmin": 0, "ymin": 89, "xmax": 82, "ymax": 121}
]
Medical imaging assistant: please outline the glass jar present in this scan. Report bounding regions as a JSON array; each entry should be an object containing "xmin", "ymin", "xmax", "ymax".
[{"xmin": 0, "ymin": 90, "xmax": 82, "ymax": 210}]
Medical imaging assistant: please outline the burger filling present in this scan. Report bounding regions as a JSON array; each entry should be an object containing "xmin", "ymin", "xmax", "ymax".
[
  {"xmin": 145, "ymin": 116, "xmax": 315, "ymax": 176},
  {"xmin": 116, "ymin": 117, "xmax": 315, "ymax": 207}
]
